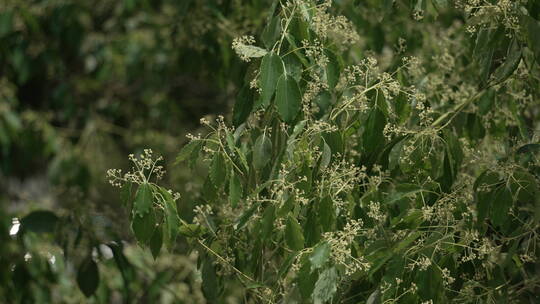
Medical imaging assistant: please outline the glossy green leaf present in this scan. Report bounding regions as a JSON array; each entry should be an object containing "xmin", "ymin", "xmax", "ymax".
[
  {"xmin": 285, "ymin": 215, "xmax": 304, "ymax": 251},
  {"xmin": 260, "ymin": 53, "xmax": 284, "ymax": 106},
  {"xmin": 275, "ymin": 75, "xmax": 301, "ymax": 123},
  {"xmin": 77, "ymin": 257, "xmax": 99, "ymax": 298},
  {"xmin": 312, "ymin": 266, "xmax": 338, "ymax": 304},
  {"xmin": 310, "ymin": 242, "xmax": 330, "ymax": 271}
]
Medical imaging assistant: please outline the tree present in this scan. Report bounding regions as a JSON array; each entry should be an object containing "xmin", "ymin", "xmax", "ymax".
[{"xmin": 110, "ymin": 0, "xmax": 540, "ymax": 303}]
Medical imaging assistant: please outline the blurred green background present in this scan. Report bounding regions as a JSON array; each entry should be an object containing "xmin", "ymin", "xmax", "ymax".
[{"xmin": 0, "ymin": 0, "xmax": 266, "ymax": 302}]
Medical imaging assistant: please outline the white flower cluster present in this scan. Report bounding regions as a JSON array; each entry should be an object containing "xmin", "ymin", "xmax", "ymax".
[
  {"xmin": 107, "ymin": 149, "xmax": 165, "ymax": 187},
  {"xmin": 323, "ymin": 219, "xmax": 370, "ymax": 275}
]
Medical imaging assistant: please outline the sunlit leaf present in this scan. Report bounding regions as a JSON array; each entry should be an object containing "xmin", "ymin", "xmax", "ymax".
[{"xmin": 312, "ymin": 266, "xmax": 338, "ymax": 304}]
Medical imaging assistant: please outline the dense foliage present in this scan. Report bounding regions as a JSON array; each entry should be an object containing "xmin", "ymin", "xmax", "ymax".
[
  {"xmin": 1, "ymin": 0, "xmax": 261, "ymax": 302},
  {"xmin": 3, "ymin": 0, "xmax": 540, "ymax": 303},
  {"xmin": 111, "ymin": 0, "xmax": 540, "ymax": 303}
]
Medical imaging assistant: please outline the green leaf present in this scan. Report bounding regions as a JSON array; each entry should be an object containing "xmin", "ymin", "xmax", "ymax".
[
  {"xmin": 363, "ymin": 107, "xmax": 386, "ymax": 155},
  {"xmin": 319, "ymin": 141, "xmax": 331, "ymax": 170},
  {"xmin": 149, "ymin": 225, "xmax": 163, "ymax": 259},
  {"xmin": 284, "ymin": 54, "xmax": 303, "ymax": 82},
  {"xmin": 312, "ymin": 266, "xmax": 338, "ymax": 304},
  {"xmin": 478, "ymin": 89, "xmax": 496, "ymax": 115},
  {"xmin": 323, "ymin": 131, "xmax": 343, "ymax": 157},
  {"xmin": 20, "ymin": 210, "xmax": 59, "ymax": 234},
  {"xmin": 253, "ymin": 132, "xmax": 272, "ymax": 170},
  {"xmin": 175, "ymin": 140, "xmax": 200, "ymax": 164},
  {"xmin": 229, "ymin": 172, "xmax": 242, "ymax": 208},
  {"xmin": 474, "ymin": 170, "xmax": 501, "ymax": 223},
  {"xmin": 318, "ymin": 196, "xmax": 334, "ymax": 232},
  {"xmin": 233, "ymin": 85, "xmax": 254, "ymax": 127},
  {"xmin": 298, "ymin": 259, "xmax": 319, "ymax": 300},
  {"xmin": 235, "ymin": 44, "xmax": 268, "ymax": 58},
  {"xmin": 305, "ymin": 205, "xmax": 322, "ymax": 246},
  {"xmin": 234, "ymin": 204, "xmax": 258, "ymax": 230},
  {"xmin": 201, "ymin": 256, "xmax": 220, "ymax": 301},
  {"xmin": 466, "ymin": 114, "xmax": 485, "ymax": 141},
  {"xmin": 121, "ymin": 182, "xmax": 133, "ymax": 207},
  {"xmin": 275, "ymin": 75, "xmax": 301, "ymax": 123},
  {"xmin": 134, "ymin": 183, "xmax": 153, "ymax": 215},
  {"xmin": 522, "ymin": 15, "xmax": 540, "ymax": 62},
  {"xmin": 490, "ymin": 185, "xmax": 513, "ymax": 227},
  {"xmin": 210, "ymin": 153, "xmax": 227, "ymax": 189},
  {"xmin": 179, "ymin": 223, "xmax": 205, "ymax": 238},
  {"xmin": 415, "ymin": 266, "xmax": 443, "ymax": 302},
  {"xmin": 492, "ymin": 38, "xmax": 521, "ymax": 83},
  {"xmin": 0, "ymin": 11, "xmax": 13, "ymax": 38},
  {"xmin": 509, "ymin": 170, "xmax": 539, "ymax": 204},
  {"xmin": 278, "ymin": 195, "xmax": 295, "ymax": 218},
  {"xmin": 261, "ymin": 204, "xmax": 276, "ymax": 240},
  {"xmin": 310, "ymin": 242, "xmax": 330, "ymax": 272},
  {"xmin": 314, "ymin": 91, "xmax": 332, "ymax": 119},
  {"xmin": 285, "ymin": 215, "xmax": 305, "ymax": 251},
  {"xmin": 324, "ymin": 50, "xmax": 340, "ymax": 89},
  {"xmin": 367, "ymin": 289, "xmax": 381, "ymax": 304},
  {"xmin": 260, "ymin": 53, "xmax": 284, "ymax": 107},
  {"xmin": 77, "ymin": 257, "xmax": 100, "ymax": 298},
  {"xmin": 108, "ymin": 242, "xmax": 135, "ymax": 283},
  {"xmin": 393, "ymin": 231, "xmax": 422, "ymax": 253},
  {"xmin": 159, "ymin": 188, "xmax": 180, "ymax": 246},
  {"xmin": 262, "ymin": 16, "xmax": 281, "ymax": 49},
  {"xmin": 131, "ymin": 209, "xmax": 156, "ymax": 245},
  {"xmin": 516, "ymin": 143, "xmax": 540, "ymax": 155}
]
